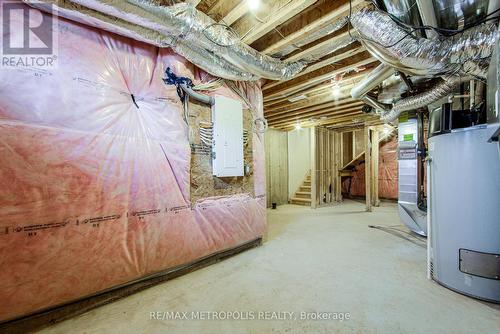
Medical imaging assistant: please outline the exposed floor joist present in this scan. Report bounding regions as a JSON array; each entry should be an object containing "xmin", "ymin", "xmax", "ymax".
[
  {"xmin": 188, "ymin": 0, "xmax": 203, "ymax": 6},
  {"xmin": 232, "ymin": 0, "xmax": 318, "ymax": 44},
  {"xmin": 267, "ymin": 102, "xmax": 365, "ymax": 124},
  {"xmin": 220, "ymin": 0, "xmax": 247, "ymax": 25},
  {"xmin": 269, "ymin": 108, "xmax": 365, "ymax": 129},
  {"xmin": 206, "ymin": 0, "xmax": 241, "ymax": 21},
  {"xmin": 263, "ymin": 43, "xmax": 365, "ymax": 93},
  {"xmin": 194, "ymin": 0, "xmax": 377, "ymax": 130},
  {"xmin": 251, "ymin": 0, "xmax": 364, "ymax": 54},
  {"xmin": 276, "ymin": 112, "xmax": 370, "ymax": 131},
  {"xmin": 265, "ymin": 98, "xmax": 358, "ymax": 119},
  {"xmin": 264, "ymin": 58, "xmax": 378, "ymax": 101}
]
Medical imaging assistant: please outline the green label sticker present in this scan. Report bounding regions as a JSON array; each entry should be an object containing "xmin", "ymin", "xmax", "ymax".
[
  {"xmin": 403, "ymin": 134, "xmax": 414, "ymax": 141},
  {"xmin": 399, "ymin": 111, "xmax": 409, "ymax": 123}
]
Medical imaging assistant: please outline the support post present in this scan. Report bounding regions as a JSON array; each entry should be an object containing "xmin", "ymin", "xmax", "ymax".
[
  {"xmin": 371, "ymin": 128, "xmax": 380, "ymax": 207},
  {"xmin": 364, "ymin": 125, "xmax": 372, "ymax": 212},
  {"xmin": 310, "ymin": 126, "xmax": 317, "ymax": 209},
  {"xmin": 334, "ymin": 131, "xmax": 342, "ymax": 202}
]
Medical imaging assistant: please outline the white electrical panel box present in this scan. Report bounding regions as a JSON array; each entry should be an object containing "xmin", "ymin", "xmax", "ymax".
[{"xmin": 211, "ymin": 95, "xmax": 244, "ymax": 177}]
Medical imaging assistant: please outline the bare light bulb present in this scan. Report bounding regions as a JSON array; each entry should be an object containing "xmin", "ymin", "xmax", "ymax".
[
  {"xmin": 248, "ymin": 0, "xmax": 260, "ymax": 11},
  {"xmin": 295, "ymin": 123, "xmax": 302, "ymax": 130},
  {"xmin": 332, "ymin": 85, "xmax": 341, "ymax": 98}
]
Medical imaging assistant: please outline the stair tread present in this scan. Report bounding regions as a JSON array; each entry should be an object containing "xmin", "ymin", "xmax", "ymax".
[{"xmin": 290, "ymin": 197, "xmax": 311, "ymax": 202}]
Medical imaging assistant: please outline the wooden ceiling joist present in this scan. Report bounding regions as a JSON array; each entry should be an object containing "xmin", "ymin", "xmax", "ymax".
[
  {"xmin": 188, "ymin": 0, "xmax": 203, "ymax": 7},
  {"xmin": 276, "ymin": 111, "xmax": 367, "ymax": 130},
  {"xmin": 264, "ymin": 57, "xmax": 378, "ymax": 100},
  {"xmin": 265, "ymin": 87, "xmax": 356, "ymax": 114},
  {"xmin": 232, "ymin": 0, "xmax": 318, "ymax": 44},
  {"xmin": 206, "ymin": 0, "xmax": 242, "ymax": 22},
  {"xmin": 284, "ymin": 30, "xmax": 352, "ymax": 62},
  {"xmin": 265, "ymin": 97, "xmax": 356, "ymax": 118},
  {"xmin": 194, "ymin": 0, "xmax": 377, "ymax": 131},
  {"xmin": 251, "ymin": 0, "xmax": 364, "ymax": 54},
  {"xmin": 268, "ymin": 108, "xmax": 365, "ymax": 129},
  {"xmin": 289, "ymin": 43, "xmax": 364, "ymax": 77},
  {"xmin": 196, "ymin": 0, "xmax": 218, "ymax": 13},
  {"xmin": 266, "ymin": 102, "xmax": 364, "ymax": 123},
  {"xmin": 220, "ymin": 0, "xmax": 248, "ymax": 25},
  {"xmin": 262, "ymin": 43, "xmax": 364, "ymax": 92},
  {"xmin": 263, "ymin": 79, "xmax": 359, "ymax": 109}
]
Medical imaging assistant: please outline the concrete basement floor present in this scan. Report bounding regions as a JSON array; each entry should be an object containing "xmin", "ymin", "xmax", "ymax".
[{"xmin": 38, "ymin": 200, "xmax": 500, "ymax": 334}]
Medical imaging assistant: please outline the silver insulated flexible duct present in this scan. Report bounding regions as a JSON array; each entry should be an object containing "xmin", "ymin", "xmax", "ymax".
[
  {"xmin": 24, "ymin": 0, "xmax": 305, "ymax": 81},
  {"xmin": 348, "ymin": 7, "xmax": 498, "ymax": 122},
  {"xmin": 350, "ymin": 7, "xmax": 497, "ymax": 78},
  {"xmin": 379, "ymin": 76, "xmax": 463, "ymax": 122}
]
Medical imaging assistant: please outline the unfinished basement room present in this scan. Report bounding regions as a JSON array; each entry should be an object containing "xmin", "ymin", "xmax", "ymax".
[{"xmin": 1, "ymin": 0, "xmax": 499, "ymax": 333}]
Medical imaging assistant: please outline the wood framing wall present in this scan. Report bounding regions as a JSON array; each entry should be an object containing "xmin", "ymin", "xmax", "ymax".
[
  {"xmin": 311, "ymin": 126, "xmax": 337, "ymax": 208},
  {"xmin": 309, "ymin": 125, "xmax": 397, "ymax": 211},
  {"xmin": 265, "ymin": 129, "xmax": 288, "ymax": 207},
  {"xmin": 265, "ymin": 125, "xmax": 397, "ymax": 211}
]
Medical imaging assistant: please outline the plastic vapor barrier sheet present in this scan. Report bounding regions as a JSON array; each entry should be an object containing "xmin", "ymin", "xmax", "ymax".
[{"xmin": 0, "ymin": 2, "xmax": 266, "ymax": 322}]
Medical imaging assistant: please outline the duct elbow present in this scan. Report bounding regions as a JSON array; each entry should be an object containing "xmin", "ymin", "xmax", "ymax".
[{"xmin": 350, "ymin": 64, "xmax": 395, "ymax": 99}]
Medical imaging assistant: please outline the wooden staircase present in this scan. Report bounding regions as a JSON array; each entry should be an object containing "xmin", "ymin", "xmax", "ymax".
[
  {"xmin": 339, "ymin": 131, "xmax": 394, "ymax": 175},
  {"xmin": 290, "ymin": 173, "xmax": 312, "ymax": 206}
]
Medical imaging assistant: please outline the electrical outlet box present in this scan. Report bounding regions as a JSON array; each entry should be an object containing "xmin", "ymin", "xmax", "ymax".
[{"xmin": 211, "ymin": 95, "xmax": 244, "ymax": 177}]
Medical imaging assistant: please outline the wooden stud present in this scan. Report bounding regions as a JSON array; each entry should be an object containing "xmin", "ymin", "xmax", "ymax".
[
  {"xmin": 265, "ymin": 129, "xmax": 289, "ymax": 208},
  {"xmin": 364, "ymin": 125, "xmax": 372, "ymax": 212},
  {"xmin": 310, "ymin": 126, "xmax": 317, "ymax": 209},
  {"xmin": 334, "ymin": 131, "xmax": 342, "ymax": 202},
  {"xmin": 371, "ymin": 128, "xmax": 380, "ymax": 207}
]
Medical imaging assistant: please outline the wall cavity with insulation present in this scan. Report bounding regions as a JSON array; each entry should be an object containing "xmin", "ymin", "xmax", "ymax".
[{"xmin": 0, "ymin": 3, "xmax": 265, "ymax": 322}]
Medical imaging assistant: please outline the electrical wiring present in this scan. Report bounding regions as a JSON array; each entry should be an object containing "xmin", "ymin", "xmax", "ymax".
[
  {"xmin": 368, "ymin": 224, "xmax": 426, "ymax": 248},
  {"xmin": 348, "ymin": 0, "xmax": 418, "ymax": 49}
]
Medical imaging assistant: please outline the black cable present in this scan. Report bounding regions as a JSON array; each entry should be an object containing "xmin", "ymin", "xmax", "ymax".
[
  {"xmin": 382, "ymin": 4, "xmax": 500, "ymax": 37},
  {"xmin": 162, "ymin": 67, "xmax": 194, "ymax": 103},
  {"xmin": 359, "ymin": 0, "xmax": 499, "ymax": 45},
  {"xmin": 368, "ymin": 224, "xmax": 426, "ymax": 248}
]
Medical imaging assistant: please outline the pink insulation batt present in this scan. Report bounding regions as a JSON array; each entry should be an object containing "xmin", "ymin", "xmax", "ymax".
[
  {"xmin": 343, "ymin": 137, "xmax": 399, "ymax": 200},
  {"xmin": 0, "ymin": 4, "xmax": 266, "ymax": 322}
]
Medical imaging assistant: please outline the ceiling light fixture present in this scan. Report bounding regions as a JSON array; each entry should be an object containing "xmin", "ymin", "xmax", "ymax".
[
  {"xmin": 247, "ymin": 0, "xmax": 260, "ymax": 11},
  {"xmin": 295, "ymin": 122, "xmax": 302, "ymax": 130},
  {"xmin": 332, "ymin": 84, "xmax": 341, "ymax": 98}
]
